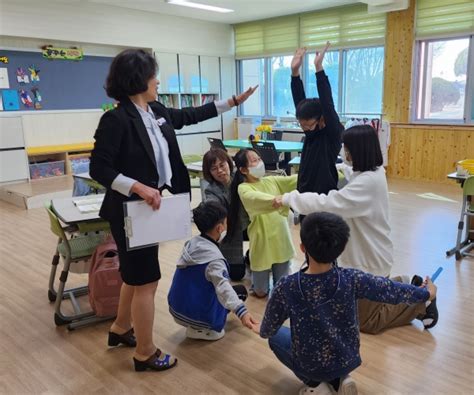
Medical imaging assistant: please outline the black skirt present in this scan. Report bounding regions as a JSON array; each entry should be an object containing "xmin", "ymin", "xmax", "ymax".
[{"xmin": 109, "ymin": 219, "xmax": 161, "ymax": 286}]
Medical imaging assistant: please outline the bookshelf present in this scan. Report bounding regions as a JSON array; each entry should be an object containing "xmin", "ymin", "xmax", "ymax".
[{"xmin": 157, "ymin": 94, "xmax": 178, "ymax": 108}]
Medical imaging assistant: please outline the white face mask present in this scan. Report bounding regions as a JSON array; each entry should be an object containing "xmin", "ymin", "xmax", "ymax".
[
  {"xmin": 248, "ymin": 161, "xmax": 265, "ymax": 179},
  {"xmin": 218, "ymin": 230, "xmax": 227, "ymax": 243}
]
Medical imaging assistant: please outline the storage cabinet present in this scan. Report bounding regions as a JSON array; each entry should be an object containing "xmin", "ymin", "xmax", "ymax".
[
  {"xmin": 178, "ymin": 54, "xmax": 201, "ymax": 94},
  {"xmin": 0, "ymin": 117, "xmax": 29, "ymax": 183},
  {"xmin": 199, "ymin": 56, "xmax": 220, "ymax": 94},
  {"xmin": 155, "ymin": 52, "xmax": 180, "ymax": 109}
]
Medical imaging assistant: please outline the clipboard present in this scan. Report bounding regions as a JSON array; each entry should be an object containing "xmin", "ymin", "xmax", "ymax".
[{"xmin": 123, "ymin": 193, "xmax": 192, "ymax": 251}]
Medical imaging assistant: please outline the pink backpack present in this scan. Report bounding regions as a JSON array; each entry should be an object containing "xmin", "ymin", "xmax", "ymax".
[{"xmin": 88, "ymin": 235, "xmax": 123, "ymax": 317}]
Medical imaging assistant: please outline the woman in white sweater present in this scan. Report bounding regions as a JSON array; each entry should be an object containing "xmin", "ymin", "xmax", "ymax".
[{"xmin": 273, "ymin": 125, "xmax": 438, "ymax": 333}]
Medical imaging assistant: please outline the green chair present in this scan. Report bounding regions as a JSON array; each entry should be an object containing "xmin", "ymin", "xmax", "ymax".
[
  {"xmin": 182, "ymin": 153, "xmax": 204, "ymax": 190},
  {"xmin": 45, "ymin": 203, "xmax": 113, "ymax": 329},
  {"xmin": 452, "ymin": 176, "xmax": 474, "ymax": 260},
  {"xmin": 182, "ymin": 154, "xmax": 203, "ymax": 165}
]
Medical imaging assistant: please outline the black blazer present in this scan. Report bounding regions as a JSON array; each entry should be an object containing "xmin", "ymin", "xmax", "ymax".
[{"xmin": 90, "ymin": 97, "xmax": 218, "ymax": 223}]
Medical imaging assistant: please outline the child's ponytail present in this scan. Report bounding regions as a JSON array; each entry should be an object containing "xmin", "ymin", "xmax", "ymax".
[{"xmin": 227, "ymin": 149, "xmax": 254, "ymax": 238}]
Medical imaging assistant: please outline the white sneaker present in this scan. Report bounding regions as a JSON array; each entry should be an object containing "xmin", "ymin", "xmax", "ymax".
[
  {"xmin": 299, "ymin": 382, "xmax": 333, "ymax": 395},
  {"xmin": 338, "ymin": 375, "xmax": 358, "ymax": 395},
  {"xmin": 185, "ymin": 327, "xmax": 225, "ymax": 341}
]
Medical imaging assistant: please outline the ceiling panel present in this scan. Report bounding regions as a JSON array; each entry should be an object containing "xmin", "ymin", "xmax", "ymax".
[{"xmin": 83, "ymin": 0, "xmax": 361, "ymax": 24}]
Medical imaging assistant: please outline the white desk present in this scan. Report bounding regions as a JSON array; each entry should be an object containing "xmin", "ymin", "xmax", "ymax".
[
  {"xmin": 52, "ymin": 194, "xmax": 104, "ymax": 224},
  {"xmin": 186, "ymin": 161, "xmax": 203, "ymax": 174},
  {"xmin": 447, "ymin": 172, "xmax": 468, "ymax": 182},
  {"xmin": 73, "ymin": 171, "xmax": 92, "ymax": 181}
]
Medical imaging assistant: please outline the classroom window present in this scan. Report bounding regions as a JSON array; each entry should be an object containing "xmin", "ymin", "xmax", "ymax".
[
  {"xmin": 238, "ymin": 45, "xmax": 384, "ymax": 119},
  {"xmin": 342, "ymin": 46, "xmax": 385, "ymax": 116},
  {"xmin": 414, "ymin": 37, "xmax": 473, "ymax": 123},
  {"xmin": 269, "ymin": 55, "xmax": 293, "ymax": 118},
  {"xmin": 240, "ymin": 58, "xmax": 265, "ymax": 116}
]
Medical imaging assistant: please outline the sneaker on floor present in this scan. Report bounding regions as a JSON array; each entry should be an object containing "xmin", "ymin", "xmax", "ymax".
[
  {"xmin": 421, "ymin": 297, "xmax": 439, "ymax": 329},
  {"xmin": 299, "ymin": 382, "xmax": 333, "ymax": 395},
  {"xmin": 411, "ymin": 274, "xmax": 423, "ymax": 286},
  {"xmin": 337, "ymin": 375, "xmax": 358, "ymax": 395},
  {"xmin": 185, "ymin": 327, "xmax": 225, "ymax": 341}
]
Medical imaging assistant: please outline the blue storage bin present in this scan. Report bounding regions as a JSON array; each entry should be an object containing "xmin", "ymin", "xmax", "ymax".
[{"xmin": 29, "ymin": 160, "xmax": 65, "ymax": 179}]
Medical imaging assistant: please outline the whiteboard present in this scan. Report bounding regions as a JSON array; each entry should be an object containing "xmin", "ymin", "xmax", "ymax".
[{"xmin": 123, "ymin": 193, "xmax": 192, "ymax": 250}]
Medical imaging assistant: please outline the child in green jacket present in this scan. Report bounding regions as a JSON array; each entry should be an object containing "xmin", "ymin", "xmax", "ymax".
[{"xmin": 227, "ymin": 149, "xmax": 297, "ymax": 297}]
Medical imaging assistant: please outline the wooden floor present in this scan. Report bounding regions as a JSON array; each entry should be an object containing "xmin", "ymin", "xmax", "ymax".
[{"xmin": 0, "ymin": 178, "xmax": 472, "ymax": 394}]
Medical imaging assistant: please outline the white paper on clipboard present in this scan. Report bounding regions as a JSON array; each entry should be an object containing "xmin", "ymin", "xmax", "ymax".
[{"xmin": 123, "ymin": 193, "xmax": 192, "ymax": 250}]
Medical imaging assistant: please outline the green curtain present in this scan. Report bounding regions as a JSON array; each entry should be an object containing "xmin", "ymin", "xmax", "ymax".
[
  {"xmin": 300, "ymin": 4, "xmax": 386, "ymax": 50},
  {"xmin": 234, "ymin": 15, "xmax": 299, "ymax": 59},
  {"xmin": 234, "ymin": 4, "xmax": 386, "ymax": 59},
  {"xmin": 416, "ymin": 0, "xmax": 474, "ymax": 39}
]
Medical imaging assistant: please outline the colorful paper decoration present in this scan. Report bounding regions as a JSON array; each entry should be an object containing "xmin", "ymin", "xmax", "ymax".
[
  {"xmin": 19, "ymin": 89, "xmax": 33, "ymax": 108},
  {"xmin": 16, "ymin": 67, "xmax": 29, "ymax": 84},
  {"xmin": 29, "ymin": 65, "xmax": 40, "ymax": 82},
  {"xmin": 31, "ymin": 88, "xmax": 42, "ymax": 110},
  {"xmin": 0, "ymin": 56, "xmax": 8, "ymax": 64},
  {"xmin": 42, "ymin": 46, "xmax": 83, "ymax": 60},
  {"xmin": 2, "ymin": 90, "xmax": 20, "ymax": 111}
]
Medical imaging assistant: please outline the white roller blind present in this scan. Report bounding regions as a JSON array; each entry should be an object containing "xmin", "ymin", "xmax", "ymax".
[
  {"xmin": 234, "ymin": 16, "xmax": 299, "ymax": 59},
  {"xmin": 300, "ymin": 4, "xmax": 386, "ymax": 49},
  {"xmin": 416, "ymin": 0, "xmax": 474, "ymax": 39}
]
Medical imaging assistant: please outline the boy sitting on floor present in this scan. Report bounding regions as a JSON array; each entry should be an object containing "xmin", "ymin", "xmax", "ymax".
[
  {"xmin": 258, "ymin": 212, "xmax": 437, "ymax": 394},
  {"xmin": 168, "ymin": 201, "xmax": 259, "ymax": 340}
]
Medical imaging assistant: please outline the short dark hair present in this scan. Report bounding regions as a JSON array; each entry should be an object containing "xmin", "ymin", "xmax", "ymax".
[
  {"xmin": 343, "ymin": 125, "xmax": 383, "ymax": 172},
  {"xmin": 193, "ymin": 201, "xmax": 227, "ymax": 234},
  {"xmin": 105, "ymin": 49, "xmax": 157, "ymax": 101},
  {"xmin": 202, "ymin": 149, "xmax": 234, "ymax": 183},
  {"xmin": 296, "ymin": 98, "xmax": 322, "ymax": 120},
  {"xmin": 300, "ymin": 212, "xmax": 350, "ymax": 263}
]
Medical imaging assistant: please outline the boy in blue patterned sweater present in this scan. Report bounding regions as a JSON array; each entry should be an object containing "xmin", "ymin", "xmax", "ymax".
[{"xmin": 259, "ymin": 212, "xmax": 437, "ymax": 395}]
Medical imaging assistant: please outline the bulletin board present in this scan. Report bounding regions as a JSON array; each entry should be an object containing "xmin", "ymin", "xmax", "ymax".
[{"xmin": 0, "ymin": 50, "xmax": 114, "ymax": 111}]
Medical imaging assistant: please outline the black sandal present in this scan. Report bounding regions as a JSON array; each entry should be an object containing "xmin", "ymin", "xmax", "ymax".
[
  {"xmin": 133, "ymin": 349, "xmax": 178, "ymax": 372},
  {"xmin": 108, "ymin": 328, "xmax": 136, "ymax": 347}
]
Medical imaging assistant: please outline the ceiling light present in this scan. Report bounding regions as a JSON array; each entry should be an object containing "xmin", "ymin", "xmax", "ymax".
[{"xmin": 165, "ymin": 0, "xmax": 234, "ymax": 13}]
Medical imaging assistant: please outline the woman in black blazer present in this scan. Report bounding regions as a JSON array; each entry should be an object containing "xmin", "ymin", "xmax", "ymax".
[{"xmin": 90, "ymin": 49, "xmax": 256, "ymax": 372}]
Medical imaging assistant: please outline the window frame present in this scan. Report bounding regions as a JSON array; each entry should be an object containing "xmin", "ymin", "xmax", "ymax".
[
  {"xmin": 412, "ymin": 35, "xmax": 474, "ymax": 125},
  {"xmin": 238, "ymin": 57, "xmax": 267, "ymax": 117}
]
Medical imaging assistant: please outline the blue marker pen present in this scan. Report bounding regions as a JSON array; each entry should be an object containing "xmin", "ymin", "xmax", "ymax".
[{"xmin": 431, "ymin": 267, "xmax": 443, "ymax": 283}]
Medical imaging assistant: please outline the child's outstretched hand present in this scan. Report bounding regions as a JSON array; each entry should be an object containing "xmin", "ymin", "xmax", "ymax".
[
  {"xmin": 241, "ymin": 312, "xmax": 260, "ymax": 332},
  {"xmin": 422, "ymin": 276, "xmax": 437, "ymax": 301},
  {"xmin": 314, "ymin": 41, "xmax": 330, "ymax": 72},
  {"xmin": 291, "ymin": 47, "xmax": 307, "ymax": 76},
  {"xmin": 273, "ymin": 195, "xmax": 283, "ymax": 209}
]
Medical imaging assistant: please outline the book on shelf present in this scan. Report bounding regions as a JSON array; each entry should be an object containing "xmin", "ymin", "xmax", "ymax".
[
  {"xmin": 158, "ymin": 94, "xmax": 174, "ymax": 107},
  {"xmin": 180, "ymin": 94, "xmax": 193, "ymax": 108},
  {"xmin": 201, "ymin": 94, "xmax": 217, "ymax": 105}
]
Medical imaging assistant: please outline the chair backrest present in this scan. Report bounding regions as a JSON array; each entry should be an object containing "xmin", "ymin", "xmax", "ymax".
[
  {"xmin": 44, "ymin": 202, "xmax": 67, "ymax": 240},
  {"xmin": 207, "ymin": 137, "xmax": 227, "ymax": 152},
  {"xmin": 251, "ymin": 141, "xmax": 280, "ymax": 166},
  {"xmin": 463, "ymin": 176, "xmax": 474, "ymax": 196},
  {"xmin": 266, "ymin": 130, "xmax": 283, "ymax": 141}
]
